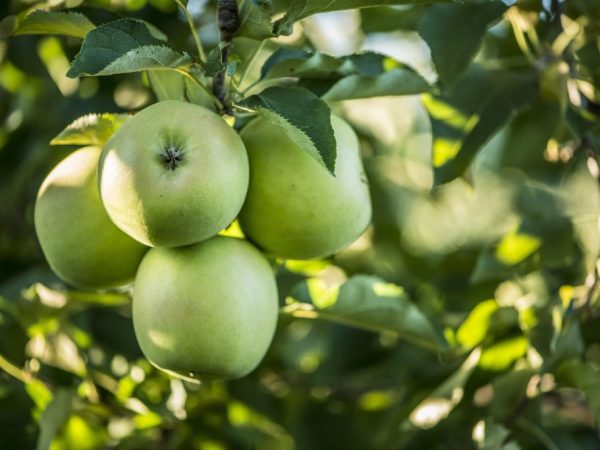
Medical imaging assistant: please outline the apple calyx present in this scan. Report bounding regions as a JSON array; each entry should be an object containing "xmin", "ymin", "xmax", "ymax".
[{"xmin": 161, "ymin": 146, "xmax": 184, "ymax": 170}]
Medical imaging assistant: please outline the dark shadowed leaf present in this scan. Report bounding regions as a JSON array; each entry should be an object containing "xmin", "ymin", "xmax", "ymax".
[
  {"xmin": 67, "ymin": 19, "xmax": 190, "ymax": 78},
  {"xmin": 419, "ymin": 2, "xmax": 508, "ymax": 88},
  {"xmin": 237, "ymin": 0, "xmax": 275, "ymax": 40},
  {"xmin": 322, "ymin": 65, "xmax": 431, "ymax": 100},
  {"xmin": 407, "ymin": 348, "xmax": 480, "ymax": 428},
  {"xmin": 361, "ymin": 5, "xmax": 427, "ymax": 32},
  {"xmin": 556, "ymin": 360, "xmax": 600, "ymax": 428},
  {"xmin": 424, "ymin": 65, "xmax": 537, "ymax": 184},
  {"xmin": 261, "ymin": 50, "xmax": 431, "ymax": 100},
  {"xmin": 491, "ymin": 369, "xmax": 534, "ymax": 422},
  {"xmin": 241, "ymin": 86, "xmax": 337, "ymax": 172},
  {"xmin": 35, "ymin": 388, "xmax": 75, "ymax": 450},
  {"xmin": 567, "ymin": 105, "xmax": 600, "ymax": 151},
  {"xmin": 274, "ymin": 0, "xmax": 458, "ymax": 35}
]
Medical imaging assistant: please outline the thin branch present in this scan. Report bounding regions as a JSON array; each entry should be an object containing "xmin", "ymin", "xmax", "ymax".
[
  {"xmin": 175, "ymin": 0, "xmax": 206, "ymax": 63},
  {"xmin": 213, "ymin": 0, "xmax": 240, "ymax": 115},
  {"xmin": 0, "ymin": 352, "xmax": 31, "ymax": 383}
]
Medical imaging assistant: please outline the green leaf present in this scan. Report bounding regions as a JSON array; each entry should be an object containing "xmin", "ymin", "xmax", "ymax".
[
  {"xmin": 419, "ymin": 2, "xmax": 508, "ymax": 88},
  {"xmin": 288, "ymin": 274, "xmax": 447, "ymax": 352},
  {"xmin": 423, "ymin": 65, "xmax": 537, "ymax": 185},
  {"xmin": 274, "ymin": 0, "xmax": 457, "ymax": 35},
  {"xmin": 25, "ymin": 379, "xmax": 52, "ymax": 412},
  {"xmin": 147, "ymin": 70, "xmax": 185, "ymax": 101},
  {"xmin": 13, "ymin": 10, "xmax": 95, "ymax": 39},
  {"xmin": 322, "ymin": 64, "xmax": 431, "ymax": 101},
  {"xmin": 556, "ymin": 361, "xmax": 600, "ymax": 428},
  {"xmin": 204, "ymin": 47, "xmax": 224, "ymax": 78},
  {"xmin": 241, "ymin": 86, "xmax": 337, "ymax": 172},
  {"xmin": 547, "ymin": 312, "xmax": 585, "ymax": 369},
  {"xmin": 456, "ymin": 299, "xmax": 498, "ymax": 348},
  {"xmin": 184, "ymin": 78, "xmax": 218, "ymax": 110},
  {"xmin": 35, "ymin": 388, "xmax": 75, "ymax": 450},
  {"xmin": 237, "ymin": 0, "xmax": 275, "ymax": 40},
  {"xmin": 182, "ymin": 65, "xmax": 217, "ymax": 110},
  {"xmin": 67, "ymin": 19, "xmax": 191, "ymax": 78},
  {"xmin": 361, "ymin": 5, "xmax": 427, "ymax": 33},
  {"xmin": 260, "ymin": 47, "xmax": 309, "ymax": 78},
  {"xmin": 491, "ymin": 369, "xmax": 534, "ymax": 422},
  {"xmin": 50, "ymin": 113, "xmax": 130, "ymax": 147},
  {"xmin": 261, "ymin": 49, "xmax": 343, "ymax": 79},
  {"xmin": 261, "ymin": 50, "xmax": 431, "ymax": 100},
  {"xmin": 479, "ymin": 336, "xmax": 528, "ymax": 371}
]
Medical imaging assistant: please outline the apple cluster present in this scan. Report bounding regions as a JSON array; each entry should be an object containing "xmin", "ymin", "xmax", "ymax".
[{"xmin": 34, "ymin": 100, "xmax": 372, "ymax": 380}]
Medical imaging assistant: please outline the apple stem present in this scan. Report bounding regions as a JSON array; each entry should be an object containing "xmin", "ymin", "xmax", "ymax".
[{"xmin": 213, "ymin": 0, "xmax": 240, "ymax": 115}]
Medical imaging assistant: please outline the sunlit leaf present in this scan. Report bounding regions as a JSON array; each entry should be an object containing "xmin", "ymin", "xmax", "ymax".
[
  {"xmin": 287, "ymin": 274, "xmax": 447, "ymax": 352},
  {"xmin": 479, "ymin": 336, "xmax": 528, "ymax": 371},
  {"xmin": 495, "ymin": 230, "xmax": 542, "ymax": 266},
  {"xmin": 358, "ymin": 390, "xmax": 397, "ymax": 411},
  {"xmin": 25, "ymin": 379, "xmax": 52, "ymax": 412},
  {"xmin": 13, "ymin": 10, "xmax": 95, "ymax": 39},
  {"xmin": 456, "ymin": 299, "xmax": 498, "ymax": 348},
  {"xmin": 51, "ymin": 113, "xmax": 130, "ymax": 147}
]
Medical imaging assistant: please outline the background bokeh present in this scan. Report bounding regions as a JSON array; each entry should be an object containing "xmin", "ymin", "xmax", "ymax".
[{"xmin": 1, "ymin": 0, "xmax": 600, "ymax": 449}]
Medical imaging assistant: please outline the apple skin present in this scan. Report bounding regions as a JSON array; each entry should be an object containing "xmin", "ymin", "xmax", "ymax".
[
  {"xmin": 238, "ymin": 115, "xmax": 372, "ymax": 260},
  {"xmin": 132, "ymin": 236, "xmax": 278, "ymax": 380},
  {"xmin": 98, "ymin": 101, "xmax": 249, "ymax": 248},
  {"xmin": 34, "ymin": 146, "xmax": 148, "ymax": 290}
]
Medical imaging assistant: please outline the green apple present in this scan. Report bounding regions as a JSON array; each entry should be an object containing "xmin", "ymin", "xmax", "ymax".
[
  {"xmin": 34, "ymin": 146, "xmax": 147, "ymax": 290},
  {"xmin": 132, "ymin": 236, "xmax": 278, "ymax": 380},
  {"xmin": 98, "ymin": 100, "xmax": 249, "ymax": 248},
  {"xmin": 238, "ymin": 115, "xmax": 372, "ymax": 260}
]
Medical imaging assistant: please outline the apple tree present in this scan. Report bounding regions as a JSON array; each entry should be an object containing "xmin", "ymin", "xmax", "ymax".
[{"xmin": 1, "ymin": 0, "xmax": 600, "ymax": 449}]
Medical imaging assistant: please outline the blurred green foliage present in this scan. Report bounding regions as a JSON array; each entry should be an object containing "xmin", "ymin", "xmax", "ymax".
[{"xmin": 1, "ymin": 0, "xmax": 600, "ymax": 449}]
